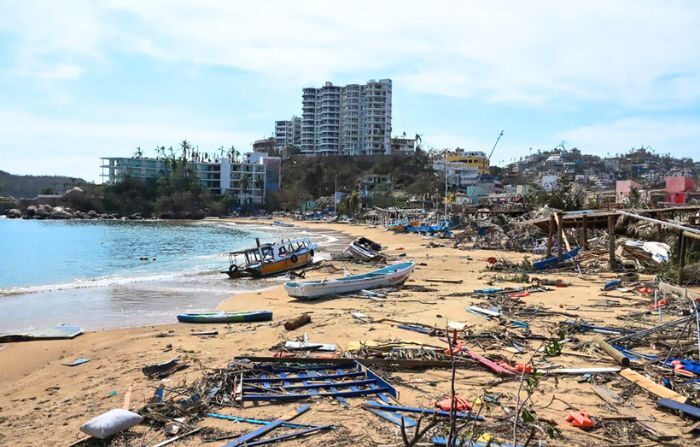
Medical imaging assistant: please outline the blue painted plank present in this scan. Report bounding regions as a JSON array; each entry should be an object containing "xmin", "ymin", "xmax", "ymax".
[
  {"xmin": 245, "ymin": 370, "xmax": 363, "ymax": 383},
  {"xmin": 367, "ymin": 408, "xmax": 417, "ymax": 427},
  {"xmin": 364, "ymin": 402, "xmax": 484, "ymax": 421},
  {"xmin": 243, "ymin": 425, "xmax": 334, "ymax": 446},
  {"xmin": 244, "ymin": 387, "xmax": 391, "ymax": 401},
  {"xmin": 657, "ymin": 398, "xmax": 700, "ymax": 419},
  {"xmin": 221, "ymin": 419, "xmax": 285, "ymax": 447}
]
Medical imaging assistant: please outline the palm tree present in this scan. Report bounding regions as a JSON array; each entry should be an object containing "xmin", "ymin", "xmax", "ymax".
[{"xmin": 180, "ymin": 140, "xmax": 192, "ymax": 160}]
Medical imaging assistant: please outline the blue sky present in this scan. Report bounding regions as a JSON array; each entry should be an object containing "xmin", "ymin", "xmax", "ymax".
[{"xmin": 1, "ymin": 0, "xmax": 700, "ymax": 182}]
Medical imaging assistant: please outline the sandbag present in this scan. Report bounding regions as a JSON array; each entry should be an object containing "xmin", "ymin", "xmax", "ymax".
[{"xmin": 80, "ymin": 408, "xmax": 143, "ymax": 439}]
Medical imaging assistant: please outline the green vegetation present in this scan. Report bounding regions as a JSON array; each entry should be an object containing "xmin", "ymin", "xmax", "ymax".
[{"xmin": 276, "ymin": 150, "xmax": 442, "ymax": 212}]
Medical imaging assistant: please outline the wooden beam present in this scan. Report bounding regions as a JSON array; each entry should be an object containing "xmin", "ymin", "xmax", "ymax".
[
  {"xmin": 608, "ymin": 214, "xmax": 616, "ymax": 270},
  {"xmin": 582, "ymin": 214, "xmax": 589, "ymax": 250},
  {"xmin": 619, "ymin": 368, "xmax": 688, "ymax": 404},
  {"xmin": 556, "ymin": 213, "xmax": 564, "ymax": 261},
  {"xmin": 593, "ymin": 335, "xmax": 630, "ymax": 367},
  {"xmin": 547, "ymin": 215, "xmax": 554, "ymax": 257},
  {"xmin": 679, "ymin": 232, "xmax": 686, "ymax": 286}
]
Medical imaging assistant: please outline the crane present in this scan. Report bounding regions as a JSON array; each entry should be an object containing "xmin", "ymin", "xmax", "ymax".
[{"xmin": 487, "ymin": 130, "xmax": 504, "ymax": 161}]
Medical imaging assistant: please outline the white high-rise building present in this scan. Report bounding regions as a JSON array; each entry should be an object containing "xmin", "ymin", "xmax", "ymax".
[
  {"xmin": 301, "ymin": 79, "xmax": 392, "ymax": 156},
  {"xmin": 274, "ymin": 116, "xmax": 302, "ymax": 151}
]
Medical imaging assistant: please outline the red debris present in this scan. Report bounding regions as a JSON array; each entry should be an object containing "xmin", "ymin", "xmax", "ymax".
[
  {"xmin": 436, "ymin": 396, "xmax": 472, "ymax": 411},
  {"xmin": 566, "ymin": 410, "xmax": 594, "ymax": 429}
]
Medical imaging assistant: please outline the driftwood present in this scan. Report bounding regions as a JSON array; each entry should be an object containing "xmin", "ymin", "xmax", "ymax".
[{"xmin": 284, "ymin": 314, "xmax": 311, "ymax": 331}]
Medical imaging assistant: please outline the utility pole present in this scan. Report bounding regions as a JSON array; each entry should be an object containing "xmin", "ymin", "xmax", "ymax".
[
  {"xmin": 335, "ymin": 176, "xmax": 339, "ymax": 215},
  {"xmin": 444, "ymin": 151, "xmax": 448, "ymax": 217}
]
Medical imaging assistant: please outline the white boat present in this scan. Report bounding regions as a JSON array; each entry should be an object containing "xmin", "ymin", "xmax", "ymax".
[
  {"xmin": 284, "ymin": 261, "xmax": 415, "ymax": 300},
  {"xmin": 346, "ymin": 237, "xmax": 384, "ymax": 261}
]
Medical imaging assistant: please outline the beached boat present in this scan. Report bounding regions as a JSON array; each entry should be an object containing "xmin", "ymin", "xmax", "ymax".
[
  {"xmin": 272, "ymin": 220, "xmax": 294, "ymax": 227},
  {"xmin": 224, "ymin": 237, "xmax": 317, "ymax": 278},
  {"xmin": 284, "ymin": 261, "xmax": 415, "ymax": 300},
  {"xmin": 346, "ymin": 236, "xmax": 384, "ymax": 261},
  {"xmin": 176, "ymin": 310, "xmax": 272, "ymax": 323}
]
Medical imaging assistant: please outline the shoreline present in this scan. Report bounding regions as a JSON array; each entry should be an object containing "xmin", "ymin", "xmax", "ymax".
[
  {"xmin": 0, "ymin": 219, "xmax": 695, "ymax": 446},
  {"xmin": 0, "ymin": 218, "xmax": 352, "ymax": 333}
]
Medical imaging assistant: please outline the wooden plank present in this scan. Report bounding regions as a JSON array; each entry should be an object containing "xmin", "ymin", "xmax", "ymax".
[
  {"xmin": 554, "ymin": 213, "xmax": 572, "ymax": 252},
  {"xmin": 591, "ymin": 384, "xmax": 623, "ymax": 406},
  {"xmin": 619, "ymin": 369, "xmax": 687, "ymax": 403}
]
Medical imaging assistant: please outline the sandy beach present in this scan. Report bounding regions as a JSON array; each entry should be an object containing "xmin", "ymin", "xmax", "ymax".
[{"xmin": 0, "ymin": 219, "xmax": 696, "ymax": 446}]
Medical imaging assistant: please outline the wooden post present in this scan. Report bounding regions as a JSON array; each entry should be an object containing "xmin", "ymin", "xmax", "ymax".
[
  {"xmin": 578, "ymin": 219, "xmax": 584, "ymax": 250},
  {"xmin": 608, "ymin": 214, "xmax": 616, "ymax": 270},
  {"xmin": 582, "ymin": 214, "xmax": 589, "ymax": 250},
  {"xmin": 556, "ymin": 212, "xmax": 563, "ymax": 261},
  {"xmin": 547, "ymin": 215, "xmax": 554, "ymax": 257},
  {"xmin": 678, "ymin": 232, "xmax": 686, "ymax": 286}
]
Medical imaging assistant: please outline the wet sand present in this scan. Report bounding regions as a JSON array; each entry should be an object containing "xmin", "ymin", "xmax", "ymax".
[{"xmin": 0, "ymin": 219, "xmax": 695, "ymax": 446}]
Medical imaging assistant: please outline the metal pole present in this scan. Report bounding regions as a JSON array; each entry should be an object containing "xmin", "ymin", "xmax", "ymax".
[
  {"xmin": 608, "ymin": 214, "xmax": 616, "ymax": 270},
  {"xmin": 617, "ymin": 211, "xmax": 700, "ymax": 235}
]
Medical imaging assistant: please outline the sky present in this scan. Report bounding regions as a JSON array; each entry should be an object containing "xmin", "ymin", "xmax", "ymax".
[{"xmin": 1, "ymin": 0, "xmax": 700, "ymax": 182}]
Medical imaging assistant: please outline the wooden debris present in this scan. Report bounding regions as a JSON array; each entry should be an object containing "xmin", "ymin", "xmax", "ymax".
[{"xmin": 619, "ymin": 368, "xmax": 688, "ymax": 403}]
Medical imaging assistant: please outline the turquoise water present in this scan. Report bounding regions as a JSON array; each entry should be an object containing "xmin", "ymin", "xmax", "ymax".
[
  {"xmin": 0, "ymin": 219, "xmax": 345, "ymax": 331},
  {"xmin": 0, "ymin": 219, "xmax": 264, "ymax": 290}
]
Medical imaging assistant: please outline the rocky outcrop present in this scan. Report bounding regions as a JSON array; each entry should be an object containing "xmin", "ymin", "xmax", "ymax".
[{"xmin": 7, "ymin": 208, "xmax": 21, "ymax": 218}]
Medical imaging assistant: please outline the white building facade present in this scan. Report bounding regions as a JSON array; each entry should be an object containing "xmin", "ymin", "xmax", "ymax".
[
  {"xmin": 100, "ymin": 157, "xmax": 270, "ymax": 205},
  {"xmin": 301, "ymin": 79, "xmax": 392, "ymax": 156},
  {"xmin": 274, "ymin": 116, "xmax": 302, "ymax": 151}
]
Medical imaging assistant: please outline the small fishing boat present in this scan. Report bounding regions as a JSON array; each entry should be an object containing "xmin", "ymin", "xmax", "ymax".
[
  {"xmin": 532, "ymin": 247, "xmax": 581, "ymax": 270},
  {"xmin": 284, "ymin": 261, "xmax": 415, "ymax": 300},
  {"xmin": 272, "ymin": 220, "xmax": 294, "ymax": 227},
  {"xmin": 224, "ymin": 237, "xmax": 317, "ymax": 279},
  {"xmin": 346, "ymin": 237, "xmax": 384, "ymax": 261},
  {"xmin": 176, "ymin": 310, "xmax": 272, "ymax": 323}
]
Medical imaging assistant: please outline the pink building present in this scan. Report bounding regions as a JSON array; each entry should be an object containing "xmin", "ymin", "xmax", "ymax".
[
  {"xmin": 615, "ymin": 180, "xmax": 642, "ymax": 204},
  {"xmin": 665, "ymin": 176, "xmax": 696, "ymax": 204}
]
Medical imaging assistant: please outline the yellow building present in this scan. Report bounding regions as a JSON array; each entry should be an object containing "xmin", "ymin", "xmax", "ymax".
[{"xmin": 445, "ymin": 150, "xmax": 490, "ymax": 174}]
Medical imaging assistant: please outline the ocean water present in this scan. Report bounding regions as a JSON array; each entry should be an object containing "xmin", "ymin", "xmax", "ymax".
[{"xmin": 0, "ymin": 219, "xmax": 345, "ymax": 332}]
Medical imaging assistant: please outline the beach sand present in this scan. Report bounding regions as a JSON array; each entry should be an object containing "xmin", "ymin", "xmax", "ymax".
[{"xmin": 0, "ymin": 219, "xmax": 695, "ymax": 446}]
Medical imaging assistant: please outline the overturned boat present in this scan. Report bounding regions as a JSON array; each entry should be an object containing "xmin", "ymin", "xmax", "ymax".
[
  {"xmin": 284, "ymin": 261, "xmax": 415, "ymax": 300},
  {"xmin": 176, "ymin": 310, "xmax": 272, "ymax": 323},
  {"xmin": 224, "ymin": 237, "xmax": 317, "ymax": 278},
  {"xmin": 346, "ymin": 236, "xmax": 384, "ymax": 261}
]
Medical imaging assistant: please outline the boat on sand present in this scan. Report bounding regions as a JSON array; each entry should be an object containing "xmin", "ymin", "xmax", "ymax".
[
  {"xmin": 176, "ymin": 311, "xmax": 272, "ymax": 323},
  {"xmin": 224, "ymin": 237, "xmax": 317, "ymax": 279},
  {"xmin": 284, "ymin": 261, "xmax": 415, "ymax": 300}
]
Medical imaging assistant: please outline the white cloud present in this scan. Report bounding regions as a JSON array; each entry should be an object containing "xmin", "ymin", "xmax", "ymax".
[
  {"xmin": 0, "ymin": 109, "xmax": 260, "ymax": 181},
  {"xmin": 3, "ymin": 0, "xmax": 700, "ymax": 107},
  {"xmin": 556, "ymin": 117, "xmax": 700, "ymax": 158}
]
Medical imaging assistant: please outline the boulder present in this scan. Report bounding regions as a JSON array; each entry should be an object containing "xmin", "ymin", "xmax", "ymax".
[
  {"xmin": 7, "ymin": 208, "xmax": 22, "ymax": 218},
  {"xmin": 87, "ymin": 210, "xmax": 98, "ymax": 219},
  {"xmin": 51, "ymin": 206, "xmax": 73, "ymax": 219},
  {"xmin": 24, "ymin": 205, "xmax": 38, "ymax": 218}
]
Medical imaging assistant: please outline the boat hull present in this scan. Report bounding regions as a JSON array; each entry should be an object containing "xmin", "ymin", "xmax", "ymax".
[
  {"xmin": 248, "ymin": 251, "xmax": 314, "ymax": 277},
  {"xmin": 176, "ymin": 311, "xmax": 273, "ymax": 324},
  {"xmin": 284, "ymin": 261, "xmax": 415, "ymax": 300}
]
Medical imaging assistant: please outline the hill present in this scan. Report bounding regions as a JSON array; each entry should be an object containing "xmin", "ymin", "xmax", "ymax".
[{"xmin": 0, "ymin": 170, "xmax": 85, "ymax": 199}]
